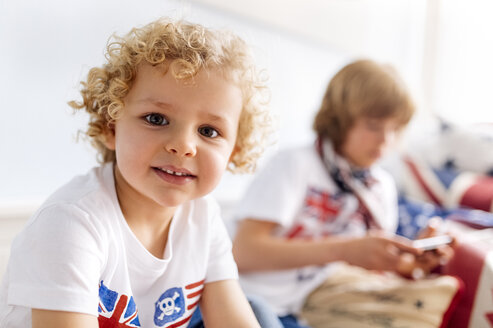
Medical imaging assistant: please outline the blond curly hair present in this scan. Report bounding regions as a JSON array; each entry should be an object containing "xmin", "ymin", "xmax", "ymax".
[
  {"xmin": 313, "ymin": 59, "xmax": 415, "ymax": 151},
  {"xmin": 70, "ymin": 18, "xmax": 271, "ymax": 173}
]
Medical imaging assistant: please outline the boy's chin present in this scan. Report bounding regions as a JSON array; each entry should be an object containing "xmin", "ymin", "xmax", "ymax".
[
  {"xmin": 355, "ymin": 158, "xmax": 378, "ymax": 169},
  {"xmin": 365, "ymin": 152, "xmax": 384, "ymax": 167},
  {"xmin": 347, "ymin": 152, "xmax": 382, "ymax": 168}
]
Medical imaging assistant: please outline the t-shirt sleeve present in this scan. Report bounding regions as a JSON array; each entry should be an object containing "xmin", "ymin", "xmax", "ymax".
[
  {"xmin": 6, "ymin": 203, "xmax": 105, "ymax": 315},
  {"xmin": 204, "ymin": 202, "xmax": 239, "ymax": 284},
  {"xmin": 234, "ymin": 150, "xmax": 308, "ymax": 228}
]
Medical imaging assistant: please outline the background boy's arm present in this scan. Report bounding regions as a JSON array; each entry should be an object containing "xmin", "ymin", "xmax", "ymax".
[
  {"xmin": 233, "ymin": 218, "xmax": 421, "ymax": 273},
  {"xmin": 199, "ymin": 279, "xmax": 260, "ymax": 328},
  {"xmin": 32, "ymin": 309, "xmax": 98, "ymax": 328}
]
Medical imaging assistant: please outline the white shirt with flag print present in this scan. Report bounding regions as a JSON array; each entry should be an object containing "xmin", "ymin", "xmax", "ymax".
[
  {"xmin": 234, "ymin": 143, "xmax": 398, "ymax": 316},
  {"xmin": 0, "ymin": 163, "xmax": 238, "ymax": 328}
]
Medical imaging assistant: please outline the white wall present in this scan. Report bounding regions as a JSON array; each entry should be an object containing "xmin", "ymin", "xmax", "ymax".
[
  {"xmin": 431, "ymin": 0, "xmax": 493, "ymax": 124},
  {"xmin": 0, "ymin": 0, "xmax": 428, "ymax": 206}
]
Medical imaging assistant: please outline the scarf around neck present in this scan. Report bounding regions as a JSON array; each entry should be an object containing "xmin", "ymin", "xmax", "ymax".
[{"xmin": 316, "ymin": 137, "xmax": 387, "ymax": 230}]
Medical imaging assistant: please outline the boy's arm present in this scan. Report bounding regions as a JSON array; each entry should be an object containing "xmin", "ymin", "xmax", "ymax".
[
  {"xmin": 32, "ymin": 309, "xmax": 98, "ymax": 328},
  {"xmin": 233, "ymin": 219, "xmax": 421, "ymax": 273},
  {"xmin": 199, "ymin": 279, "xmax": 260, "ymax": 328}
]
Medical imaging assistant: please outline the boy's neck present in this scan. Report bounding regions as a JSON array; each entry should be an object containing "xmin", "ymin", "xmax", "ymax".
[
  {"xmin": 113, "ymin": 165, "xmax": 176, "ymax": 258},
  {"xmin": 125, "ymin": 213, "xmax": 173, "ymax": 259},
  {"xmin": 118, "ymin": 192, "xmax": 175, "ymax": 259}
]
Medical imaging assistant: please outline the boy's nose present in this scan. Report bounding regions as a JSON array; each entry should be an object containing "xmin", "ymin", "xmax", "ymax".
[{"xmin": 164, "ymin": 132, "xmax": 197, "ymax": 157}]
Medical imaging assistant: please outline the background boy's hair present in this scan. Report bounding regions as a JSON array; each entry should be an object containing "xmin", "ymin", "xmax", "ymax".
[
  {"xmin": 70, "ymin": 18, "xmax": 271, "ymax": 173},
  {"xmin": 313, "ymin": 59, "xmax": 415, "ymax": 150}
]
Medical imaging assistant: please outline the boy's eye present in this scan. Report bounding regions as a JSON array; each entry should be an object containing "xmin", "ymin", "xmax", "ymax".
[
  {"xmin": 145, "ymin": 113, "xmax": 168, "ymax": 126},
  {"xmin": 198, "ymin": 126, "xmax": 219, "ymax": 138}
]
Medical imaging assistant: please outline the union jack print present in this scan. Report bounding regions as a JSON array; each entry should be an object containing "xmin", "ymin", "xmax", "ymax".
[
  {"xmin": 304, "ymin": 187, "xmax": 343, "ymax": 224},
  {"xmin": 284, "ymin": 187, "xmax": 344, "ymax": 239},
  {"xmin": 98, "ymin": 281, "xmax": 141, "ymax": 327}
]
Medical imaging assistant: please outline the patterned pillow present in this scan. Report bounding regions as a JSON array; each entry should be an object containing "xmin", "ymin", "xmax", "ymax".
[
  {"xmin": 406, "ymin": 119, "xmax": 493, "ymax": 175},
  {"xmin": 400, "ymin": 155, "xmax": 493, "ymax": 213}
]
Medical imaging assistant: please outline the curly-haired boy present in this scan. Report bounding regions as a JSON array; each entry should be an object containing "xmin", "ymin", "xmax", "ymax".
[{"xmin": 0, "ymin": 18, "xmax": 272, "ymax": 327}]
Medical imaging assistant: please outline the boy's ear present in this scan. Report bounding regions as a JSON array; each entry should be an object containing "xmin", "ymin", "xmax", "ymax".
[{"xmin": 102, "ymin": 124, "xmax": 116, "ymax": 151}]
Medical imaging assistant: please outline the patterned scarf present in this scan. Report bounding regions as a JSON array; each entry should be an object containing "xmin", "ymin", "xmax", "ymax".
[{"xmin": 316, "ymin": 137, "xmax": 385, "ymax": 230}]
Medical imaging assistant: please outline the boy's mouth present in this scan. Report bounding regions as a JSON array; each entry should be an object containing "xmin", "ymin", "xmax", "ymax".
[
  {"xmin": 158, "ymin": 168, "xmax": 193, "ymax": 177},
  {"xmin": 153, "ymin": 166, "xmax": 196, "ymax": 178}
]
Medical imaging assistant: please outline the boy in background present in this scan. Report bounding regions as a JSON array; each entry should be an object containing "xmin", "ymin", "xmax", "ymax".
[
  {"xmin": 0, "ymin": 18, "xmax": 273, "ymax": 327},
  {"xmin": 233, "ymin": 59, "xmax": 459, "ymax": 328}
]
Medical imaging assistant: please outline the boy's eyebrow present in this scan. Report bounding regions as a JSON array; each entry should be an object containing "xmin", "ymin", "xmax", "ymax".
[
  {"xmin": 138, "ymin": 98, "xmax": 172, "ymax": 109},
  {"xmin": 204, "ymin": 112, "xmax": 230, "ymax": 125}
]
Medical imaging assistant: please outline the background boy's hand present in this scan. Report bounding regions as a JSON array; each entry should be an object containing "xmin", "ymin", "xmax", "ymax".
[
  {"xmin": 397, "ymin": 217, "xmax": 456, "ymax": 278},
  {"xmin": 396, "ymin": 246, "xmax": 454, "ymax": 279},
  {"xmin": 343, "ymin": 231, "xmax": 421, "ymax": 272},
  {"xmin": 418, "ymin": 217, "xmax": 455, "ymax": 262}
]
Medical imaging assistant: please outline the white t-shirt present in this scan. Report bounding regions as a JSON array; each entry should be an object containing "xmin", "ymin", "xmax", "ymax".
[
  {"xmin": 234, "ymin": 144, "xmax": 398, "ymax": 316},
  {"xmin": 0, "ymin": 164, "xmax": 238, "ymax": 328}
]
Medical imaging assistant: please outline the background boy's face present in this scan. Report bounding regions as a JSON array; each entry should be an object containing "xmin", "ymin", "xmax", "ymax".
[
  {"xmin": 339, "ymin": 116, "xmax": 400, "ymax": 168},
  {"xmin": 104, "ymin": 63, "xmax": 243, "ymax": 211}
]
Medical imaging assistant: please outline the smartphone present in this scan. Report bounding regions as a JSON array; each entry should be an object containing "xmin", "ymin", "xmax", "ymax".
[{"xmin": 412, "ymin": 235, "xmax": 453, "ymax": 251}]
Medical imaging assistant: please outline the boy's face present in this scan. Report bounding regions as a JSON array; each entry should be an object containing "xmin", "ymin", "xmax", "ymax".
[
  {"xmin": 339, "ymin": 116, "xmax": 400, "ymax": 168},
  {"xmin": 104, "ymin": 63, "xmax": 242, "ymax": 211}
]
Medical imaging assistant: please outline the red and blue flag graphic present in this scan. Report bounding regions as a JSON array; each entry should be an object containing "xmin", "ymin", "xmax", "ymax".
[
  {"xmin": 98, "ymin": 281, "xmax": 141, "ymax": 327},
  {"xmin": 303, "ymin": 187, "xmax": 343, "ymax": 224},
  {"xmin": 153, "ymin": 279, "xmax": 204, "ymax": 328},
  {"xmin": 285, "ymin": 187, "xmax": 344, "ymax": 239}
]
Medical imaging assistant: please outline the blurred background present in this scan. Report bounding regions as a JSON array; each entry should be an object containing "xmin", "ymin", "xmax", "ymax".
[{"xmin": 1, "ymin": 0, "xmax": 493, "ymax": 208}]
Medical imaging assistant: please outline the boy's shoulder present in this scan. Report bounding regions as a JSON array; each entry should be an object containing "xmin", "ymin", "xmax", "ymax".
[
  {"xmin": 34, "ymin": 164, "xmax": 117, "ymax": 223},
  {"xmin": 45, "ymin": 164, "xmax": 113, "ymax": 205},
  {"xmin": 13, "ymin": 165, "xmax": 118, "ymax": 257}
]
